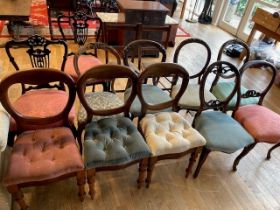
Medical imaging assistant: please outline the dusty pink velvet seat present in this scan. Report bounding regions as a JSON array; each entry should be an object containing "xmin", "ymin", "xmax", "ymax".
[
  {"xmin": 65, "ymin": 55, "xmax": 102, "ymax": 80},
  {"xmin": 3, "ymin": 127, "xmax": 84, "ymax": 186},
  {"xmin": 10, "ymin": 89, "xmax": 76, "ymax": 131},
  {"xmin": 234, "ymin": 104, "xmax": 280, "ymax": 143}
]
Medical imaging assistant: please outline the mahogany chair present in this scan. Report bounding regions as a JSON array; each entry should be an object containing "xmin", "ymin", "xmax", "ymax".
[
  {"xmin": 5, "ymin": 34, "xmax": 68, "ymax": 75},
  {"xmin": 0, "ymin": 69, "xmax": 85, "ymax": 210},
  {"xmin": 58, "ymin": 11, "xmax": 102, "ymax": 46},
  {"xmin": 171, "ymin": 38, "xmax": 216, "ymax": 111},
  {"xmin": 76, "ymin": 64, "xmax": 151, "ymax": 199},
  {"xmin": 233, "ymin": 60, "xmax": 280, "ymax": 170},
  {"xmin": 137, "ymin": 63, "xmax": 206, "ymax": 187},
  {"xmin": 211, "ymin": 39, "xmax": 258, "ymax": 109},
  {"xmin": 192, "ymin": 61, "xmax": 254, "ymax": 178}
]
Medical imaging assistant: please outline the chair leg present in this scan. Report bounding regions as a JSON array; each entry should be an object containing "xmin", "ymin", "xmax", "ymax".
[
  {"xmin": 76, "ymin": 170, "xmax": 86, "ymax": 202},
  {"xmin": 193, "ymin": 147, "xmax": 210, "ymax": 179},
  {"xmin": 87, "ymin": 168, "xmax": 96, "ymax": 199},
  {"xmin": 7, "ymin": 185, "xmax": 28, "ymax": 210},
  {"xmin": 137, "ymin": 158, "xmax": 148, "ymax": 189},
  {"xmin": 185, "ymin": 148, "xmax": 199, "ymax": 178},
  {"xmin": 145, "ymin": 157, "xmax": 157, "ymax": 188},
  {"xmin": 266, "ymin": 142, "xmax": 280, "ymax": 160},
  {"xmin": 232, "ymin": 143, "xmax": 257, "ymax": 171}
]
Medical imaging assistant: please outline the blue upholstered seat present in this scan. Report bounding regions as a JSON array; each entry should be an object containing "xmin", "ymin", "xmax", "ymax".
[
  {"xmin": 84, "ymin": 117, "xmax": 151, "ymax": 168},
  {"xmin": 195, "ymin": 111, "xmax": 254, "ymax": 154},
  {"xmin": 124, "ymin": 84, "xmax": 172, "ymax": 117},
  {"xmin": 212, "ymin": 82, "xmax": 259, "ymax": 109}
]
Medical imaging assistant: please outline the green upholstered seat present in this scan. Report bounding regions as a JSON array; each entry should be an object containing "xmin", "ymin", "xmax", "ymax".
[
  {"xmin": 212, "ymin": 82, "xmax": 259, "ymax": 109},
  {"xmin": 124, "ymin": 84, "xmax": 172, "ymax": 117},
  {"xmin": 84, "ymin": 117, "xmax": 151, "ymax": 168},
  {"xmin": 171, "ymin": 83, "xmax": 216, "ymax": 110},
  {"xmin": 195, "ymin": 111, "xmax": 254, "ymax": 154}
]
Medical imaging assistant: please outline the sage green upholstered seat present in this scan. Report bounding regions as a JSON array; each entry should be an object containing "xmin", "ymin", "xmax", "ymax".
[
  {"xmin": 124, "ymin": 84, "xmax": 172, "ymax": 117},
  {"xmin": 171, "ymin": 83, "xmax": 216, "ymax": 109},
  {"xmin": 195, "ymin": 111, "xmax": 254, "ymax": 154},
  {"xmin": 84, "ymin": 117, "xmax": 151, "ymax": 168},
  {"xmin": 212, "ymin": 82, "xmax": 259, "ymax": 109}
]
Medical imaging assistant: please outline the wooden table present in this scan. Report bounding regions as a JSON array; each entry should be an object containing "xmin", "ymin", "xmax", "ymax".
[{"xmin": 0, "ymin": 0, "xmax": 32, "ymax": 39}]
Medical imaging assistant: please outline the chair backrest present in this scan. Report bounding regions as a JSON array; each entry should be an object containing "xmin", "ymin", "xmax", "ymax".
[
  {"xmin": 5, "ymin": 34, "xmax": 68, "ymax": 71},
  {"xmin": 76, "ymin": 64, "xmax": 138, "ymax": 123},
  {"xmin": 137, "ymin": 63, "xmax": 189, "ymax": 117},
  {"xmin": 196, "ymin": 61, "xmax": 240, "ymax": 115},
  {"xmin": 58, "ymin": 11, "xmax": 102, "ymax": 46},
  {"xmin": 0, "ymin": 69, "xmax": 76, "ymax": 132},
  {"xmin": 217, "ymin": 38, "xmax": 250, "ymax": 66},
  {"xmin": 123, "ymin": 39, "xmax": 167, "ymax": 71},
  {"xmin": 239, "ymin": 60, "xmax": 277, "ymax": 105},
  {"xmin": 173, "ymin": 38, "xmax": 211, "ymax": 84}
]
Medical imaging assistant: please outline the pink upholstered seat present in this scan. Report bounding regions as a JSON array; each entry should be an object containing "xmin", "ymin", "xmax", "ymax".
[
  {"xmin": 234, "ymin": 105, "xmax": 280, "ymax": 143},
  {"xmin": 65, "ymin": 55, "xmax": 102, "ymax": 80},
  {"xmin": 3, "ymin": 127, "xmax": 84, "ymax": 186},
  {"xmin": 10, "ymin": 89, "xmax": 75, "ymax": 131}
]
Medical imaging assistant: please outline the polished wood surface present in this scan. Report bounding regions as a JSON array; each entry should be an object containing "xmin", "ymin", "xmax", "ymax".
[
  {"xmin": 117, "ymin": 0, "xmax": 169, "ymax": 12},
  {"xmin": 1, "ymin": 4, "xmax": 280, "ymax": 209},
  {"xmin": 0, "ymin": 0, "xmax": 32, "ymax": 21}
]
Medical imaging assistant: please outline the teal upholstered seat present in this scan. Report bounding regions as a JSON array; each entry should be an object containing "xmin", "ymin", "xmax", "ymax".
[
  {"xmin": 195, "ymin": 111, "xmax": 254, "ymax": 154},
  {"xmin": 84, "ymin": 117, "xmax": 151, "ymax": 168},
  {"xmin": 124, "ymin": 84, "xmax": 172, "ymax": 117},
  {"xmin": 212, "ymin": 82, "xmax": 259, "ymax": 109}
]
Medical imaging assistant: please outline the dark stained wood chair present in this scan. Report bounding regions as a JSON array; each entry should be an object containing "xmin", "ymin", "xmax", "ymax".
[
  {"xmin": 57, "ymin": 11, "xmax": 102, "ymax": 46},
  {"xmin": 211, "ymin": 39, "xmax": 257, "ymax": 110},
  {"xmin": 137, "ymin": 63, "xmax": 206, "ymax": 187},
  {"xmin": 171, "ymin": 38, "xmax": 215, "ymax": 111},
  {"xmin": 0, "ymin": 69, "xmax": 85, "ymax": 210},
  {"xmin": 76, "ymin": 64, "xmax": 151, "ymax": 199},
  {"xmin": 233, "ymin": 60, "xmax": 280, "ymax": 170},
  {"xmin": 192, "ymin": 61, "xmax": 255, "ymax": 178}
]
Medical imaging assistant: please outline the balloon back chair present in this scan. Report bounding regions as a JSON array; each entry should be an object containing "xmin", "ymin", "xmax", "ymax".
[
  {"xmin": 233, "ymin": 60, "xmax": 280, "ymax": 170},
  {"xmin": 137, "ymin": 63, "xmax": 206, "ymax": 187},
  {"xmin": 171, "ymin": 38, "xmax": 215, "ymax": 111},
  {"xmin": 76, "ymin": 64, "xmax": 151, "ymax": 199},
  {"xmin": 0, "ymin": 69, "xmax": 85, "ymax": 210},
  {"xmin": 192, "ymin": 61, "xmax": 255, "ymax": 178},
  {"xmin": 211, "ymin": 39, "xmax": 259, "ymax": 109}
]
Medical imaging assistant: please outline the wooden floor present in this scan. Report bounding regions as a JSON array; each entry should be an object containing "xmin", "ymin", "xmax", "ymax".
[{"xmin": 1, "ymin": 7, "xmax": 280, "ymax": 210}]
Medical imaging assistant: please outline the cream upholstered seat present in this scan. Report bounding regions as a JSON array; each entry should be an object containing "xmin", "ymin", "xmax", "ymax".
[
  {"xmin": 0, "ymin": 103, "xmax": 9, "ymax": 151},
  {"xmin": 140, "ymin": 112, "xmax": 206, "ymax": 156}
]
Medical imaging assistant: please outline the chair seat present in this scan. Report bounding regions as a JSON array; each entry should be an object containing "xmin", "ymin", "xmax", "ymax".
[
  {"xmin": 195, "ymin": 111, "xmax": 254, "ymax": 153},
  {"xmin": 65, "ymin": 55, "xmax": 102, "ymax": 80},
  {"xmin": 140, "ymin": 112, "xmax": 206, "ymax": 156},
  {"xmin": 234, "ymin": 105, "xmax": 280, "ymax": 143},
  {"xmin": 171, "ymin": 83, "xmax": 216, "ymax": 109},
  {"xmin": 124, "ymin": 84, "xmax": 172, "ymax": 117},
  {"xmin": 3, "ymin": 127, "xmax": 84, "ymax": 186},
  {"xmin": 212, "ymin": 82, "xmax": 259, "ymax": 109},
  {"xmin": 10, "ymin": 90, "xmax": 75, "ymax": 131},
  {"xmin": 0, "ymin": 103, "xmax": 9, "ymax": 151},
  {"xmin": 78, "ymin": 92, "xmax": 124, "ymax": 125},
  {"xmin": 84, "ymin": 117, "xmax": 151, "ymax": 168}
]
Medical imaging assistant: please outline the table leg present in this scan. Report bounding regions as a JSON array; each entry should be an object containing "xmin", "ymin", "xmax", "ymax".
[{"xmin": 180, "ymin": 0, "xmax": 188, "ymax": 19}]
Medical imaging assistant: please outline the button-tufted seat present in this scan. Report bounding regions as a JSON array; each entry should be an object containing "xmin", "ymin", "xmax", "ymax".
[
  {"xmin": 171, "ymin": 83, "xmax": 216, "ymax": 109},
  {"xmin": 10, "ymin": 89, "xmax": 76, "ymax": 131},
  {"xmin": 124, "ymin": 84, "xmax": 172, "ymax": 117},
  {"xmin": 78, "ymin": 92, "xmax": 124, "ymax": 125},
  {"xmin": 3, "ymin": 127, "xmax": 84, "ymax": 186},
  {"xmin": 84, "ymin": 117, "xmax": 151, "ymax": 168},
  {"xmin": 140, "ymin": 112, "xmax": 206, "ymax": 156}
]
